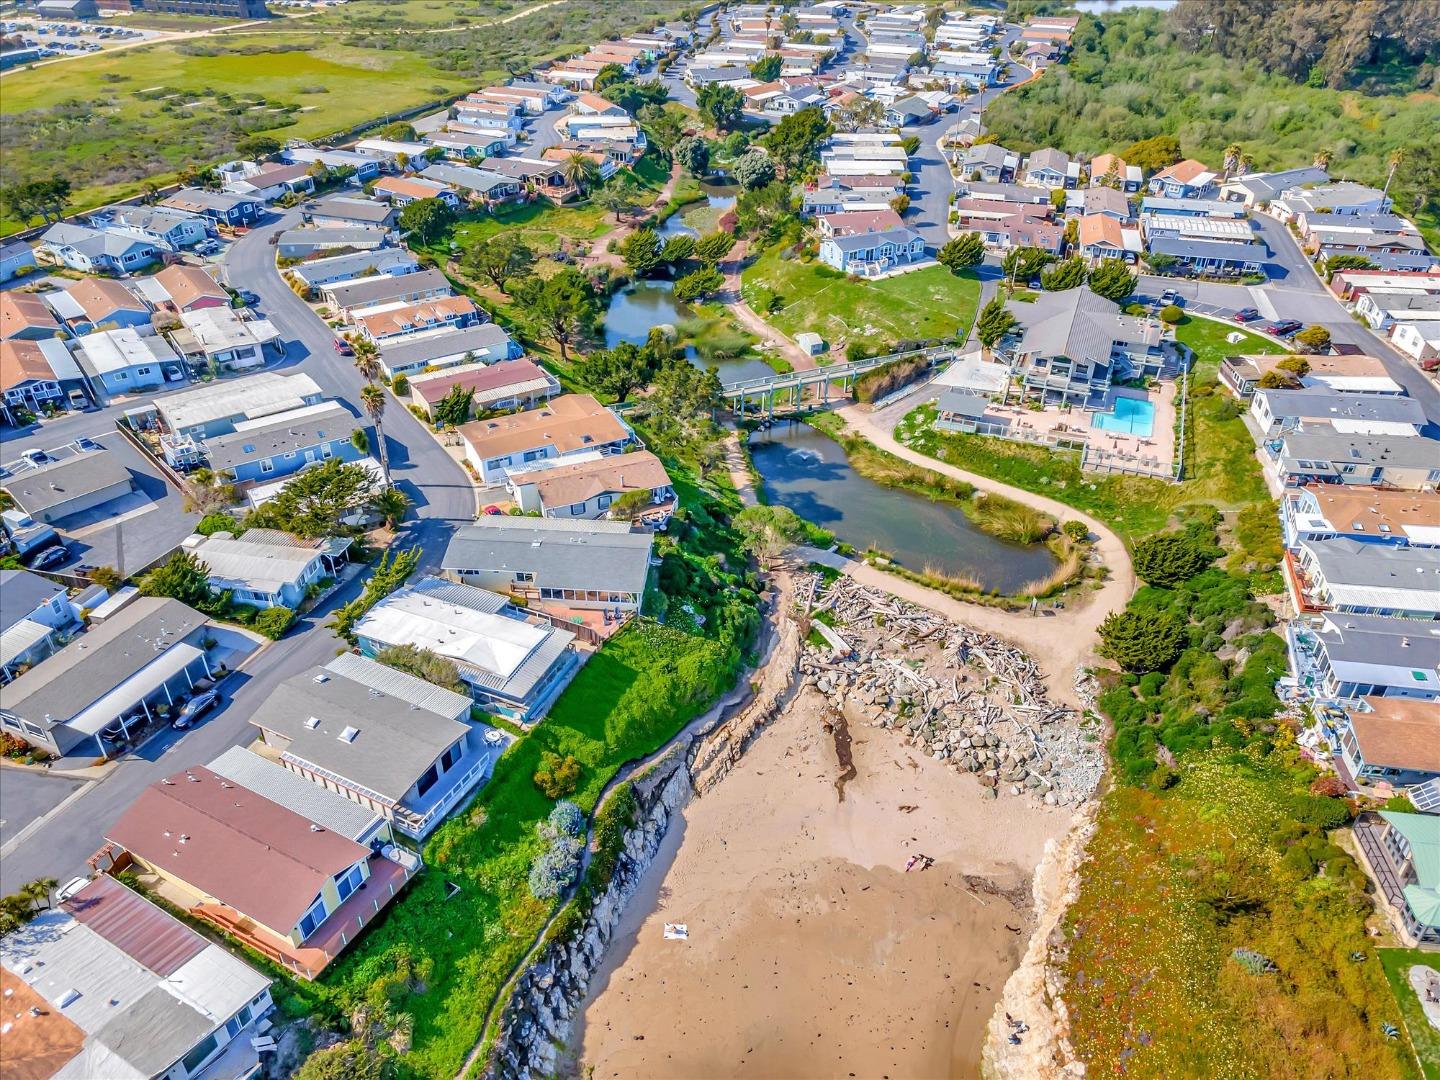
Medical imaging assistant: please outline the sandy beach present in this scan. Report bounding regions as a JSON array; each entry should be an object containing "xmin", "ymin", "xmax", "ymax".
[{"xmin": 574, "ymin": 683, "xmax": 1073, "ymax": 1079}]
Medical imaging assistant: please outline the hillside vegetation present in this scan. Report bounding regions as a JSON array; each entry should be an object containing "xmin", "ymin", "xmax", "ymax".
[{"xmin": 985, "ymin": 9, "xmax": 1438, "ymax": 230}]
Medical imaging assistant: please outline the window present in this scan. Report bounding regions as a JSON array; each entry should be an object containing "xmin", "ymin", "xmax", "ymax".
[
  {"xmin": 137, "ymin": 367, "xmax": 152, "ymax": 376},
  {"xmin": 180, "ymin": 1031, "xmax": 221, "ymax": 1076},
  {"xmin": 523, "ymin": 448, "xmax": 547, "ymax": 462},
  {"xmin": 321, "ymin": 443, "xmax": 334, "ymax": 459},
  {"xmin": 297, "ymin": 895, "xmax": 328, "ymax": 940},
  {"xmin": 225, "ymin": 1004, "xmax": 254, "ymax": 1039},
  {"xmin": 598, "ymin": 494, "xmax": 612, "ymax": 509},
  {"xmin": 334, "ymin": 863, "xmax": 364, "ymax": 903},
  {"xmin": 416, "ymin": 763, "xmax": 439, "ymax": 797},
  {"xmin": 570, "ymin": 502, "xmax": 586, "ymax": 515},
  {"xmin": 441, "ymin": 742, "xmax": 462, "ymax": 772},
  {"xmin": 259, "ymin": 459, "xmax": 275, "ymax": 474},
  {"xmin": 515, "ymin": 572, "xmax": 534, "ymax": 583}
]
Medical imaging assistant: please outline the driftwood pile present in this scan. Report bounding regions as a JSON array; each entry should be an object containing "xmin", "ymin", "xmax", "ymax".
[{"xmin": 799, "ymin": 574, "xmax": 1104, "ymax": 806}]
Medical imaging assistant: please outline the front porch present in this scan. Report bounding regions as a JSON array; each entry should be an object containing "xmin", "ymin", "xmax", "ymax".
[{"xmin": 191, "ymin": 852, "xmax": 416, "ymax": 980}]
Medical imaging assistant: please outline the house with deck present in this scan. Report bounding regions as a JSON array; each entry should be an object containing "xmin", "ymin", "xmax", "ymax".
[
  {"xmin": 458, "ymin": 394, "xmax": 635, "ymax": 484},
  {"xmin": 505, "ymin": 449, "xmax": 675, "ymax": 524},
  {"xmin": 247, "ymin": 652, "xmax": 509, "ymax": 839},
  {"xmin": 1146, "ymin": 159, "xmax": 1218, "ymax": 200},
  {"xmin": 182, "ymin": 528, "xmax": 350, "ymax": 610},
  {"xmin": 1286, "ymin": 612, "xmax": 1440, "ymax": 703},
  {"xmin": 1353, "ymin": 811, "xmax": 1440, "ymax": 945},
  {"xmin": 1280, "ymin": 484, "xmax": 1440, "ymax": 552},
  {"xmin": 353, "ymin": 576, "xmax": 580, "ymax": 722},
  {"xmin": 37, "ymin": 222, "xmax": 161, "ymax": 274},
  {"xmin": 162, "ymin": 187, "xmax": 264, "ymax": 228},
  {"xmin": 443, "ymin": 516, "xmax": 653, "ymax": 613},
  {"xmin": 819, "ymin": 227, "xmax": 927, "ymax": 276},
  {"xmin": 102, "ymin": 764, "xmax": 416, "ymax": 980},
  {"xmin": 408, "ymin": 357, "xmax": 559, "ymax": 422},
  {"xmin": 1285, "ymin": 537, "xmax": 1440, "ymax": 620}
]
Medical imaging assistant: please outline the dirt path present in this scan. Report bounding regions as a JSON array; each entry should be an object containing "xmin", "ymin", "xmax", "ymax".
[
  {"xmin": 583, "ymin": 161, "xmax": 687, "ymax": 269},
  {"xmin": 716, "ymin": 239, "xmax": 819, "ymax": 372}
]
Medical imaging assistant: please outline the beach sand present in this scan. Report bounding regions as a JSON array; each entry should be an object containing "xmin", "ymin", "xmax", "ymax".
[{"xmin": 575, "ymin": 686, "xmax": 1073, "ymax": 1079}]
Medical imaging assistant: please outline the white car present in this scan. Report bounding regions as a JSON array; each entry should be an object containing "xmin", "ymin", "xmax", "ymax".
[
  {"xmin": 55, "ymin": 877, "xmax": 91, "ymax": 903},
  {"xmin": 194, "ymin": 238, "xmax": 221, "ymax": 256}
]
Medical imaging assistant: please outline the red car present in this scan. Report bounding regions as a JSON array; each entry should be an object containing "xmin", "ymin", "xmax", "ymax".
[
  {"xmin": 333, "ymin": 337, "xmax": 353, "ymax": 355},
  {"xmin": 1233, "ymin": 308, "xmax": 1261, "ymax": 323}
]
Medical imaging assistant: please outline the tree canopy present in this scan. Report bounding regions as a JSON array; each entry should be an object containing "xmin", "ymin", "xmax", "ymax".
[
  {"xmin": 697, "ymin": 83, "xmax": 744, "ymax": 132},
  {"xmin": 1098, "ymin": 608, "xmax": 1188, "ymax": 673},
  {"xmin": 398, "ymin": 197, "xmax": 456, "ymax": 246},
  {"xmin": 762, "ymin": 107, "xmax": 832, "ymax": 178},
  {"xmin": 938, "ymin": 233, "xmax": 985, "ymax": 272},
  {"xmin": 244, "ymin": 459, "xmax": 381, "ymax": 538}
]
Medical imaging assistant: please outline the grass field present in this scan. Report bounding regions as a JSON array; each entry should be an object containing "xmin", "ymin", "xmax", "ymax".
[
  {"xmin": 896, "ymin": 316, "xmax": 1286, "ymax": 544},
  {"xmin": 1381, "ymin": 949, "xmax": 1440, "ymax": 1080},
  {"xmin": 0, "ymin": 0, "xmax": 689, "ymax": 231},
  {"xmin": 740, "ymin": 244, "xmax": 982, "ymax": 355},
  {"xmin": 0, "ymin": 36, "xmax": 475, "ymax": 232}
]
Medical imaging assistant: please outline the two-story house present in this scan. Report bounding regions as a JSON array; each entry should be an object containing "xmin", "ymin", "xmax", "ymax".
[
  {"xmin": 1280, "ymin": 484, "xmax": 1440, "ymax": 552},
  {"xmin": 248, "ymin": 652, "xmax": 511, "ymax": 840},
  {"xmin": 103, "ymin": 205, "xmax": 212, "ymax": 251},
  {"xmin": 1285, "ymin": 537, "xmax": 1440, "ymax": 620},
  {"xmin": 161, "ymin": 187, "xmax": 264, "ymax": 227},
  {"xmin": 1146, "ymin": 159, "xmax": 1219, "ymax": 200},
  {"xmin": 997, "ymin": 286, "xmax": 1165, "ymax": 406}
]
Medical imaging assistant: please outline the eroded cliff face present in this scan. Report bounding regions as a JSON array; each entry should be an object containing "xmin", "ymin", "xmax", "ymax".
[{"xmin": 488, "ymin": 760, "xmax": 692, "ymax": 1080}]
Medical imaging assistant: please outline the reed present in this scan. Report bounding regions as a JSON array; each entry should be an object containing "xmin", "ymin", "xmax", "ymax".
[{"xmin": 970, "ymin": 496, "xmax": 1055, "ymax": 545}]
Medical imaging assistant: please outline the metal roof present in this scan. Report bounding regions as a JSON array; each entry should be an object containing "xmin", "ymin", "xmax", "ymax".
[
  {"xmin": 63, "ymin": 874, "xmax": 204, "ymax": 977},
  {"xmin": 379, "ymin": 323, "xmax": 514, "ymax": 370},
  {"xmin": 155, "ymin": 371, "xmax": 322, "ymax": 432},
  {"xmin": 443, "ymin": 518, "xmax": 653, "ymax": 597},
  {"xmin": 207, "ymin": 745, "xmax": 383, "ymax": 839},
  {"xmin": 324, "ymin": 268, "xmax": 451, "ymax": 308},
  {"xmin": 182, "ymin": 531, "xmax": 323, "ymax": 595},
  {"xmin": 0, "ymin": 597, "xmax": 209, "ymax": 727}
]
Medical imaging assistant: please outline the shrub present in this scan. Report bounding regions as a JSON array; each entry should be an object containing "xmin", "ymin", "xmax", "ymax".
[
  {"xmin": 196, "ymin": 512, "xmax": 243, "ymax": 536},
  {"xmin": 548, "ymin": 800, "xmax": 585, "ymax": 836},
  {"xmin": 1098, "ymin": 608, "xmax": 1187, "ymax": 673},
  {"xmin": 527, "ymin": 833, "xmax": 582, "ymax": 900},
  {"xmin": 1309, "ymin": 775, "xmax": 1348, "ymax": 798},
  {"xmin": 1133, "ymin": 532, "xmax": 1217, "ymax": 587},
  {"xmin": 1063, "ymin": 520, "xmax": 1091, "ymax": 542},
  {"xmin": 533, "ymin": 751, "xmax": 582, "ymax": 798},
  {"xmin": 252, "ymin": 605, "xmax": 296, "ymax": 640},
  {"xmin": 1159, "ymin": 304, "xmax": 1183, "ymax": 324}
]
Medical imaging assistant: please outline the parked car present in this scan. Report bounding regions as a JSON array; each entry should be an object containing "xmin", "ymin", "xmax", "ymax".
[
  {"xmin": 74, "ymin": 436, "xmax": 103, "ymax": 452},
  {"xmin": 333, "ymin": 337, "xmax": 353, "ymax": 355},
  {"xmin": 194, "ymin": 238, "xmax": 221, "ymax": 256},
  {"xmin": 236, "ymin": 288, "xmax": 260, "ymax": 305},
  {"xmin": 23, "ymin": 544, "xmax": 68, "ymax": 571},
  {"xmin": 172, "ymin": 690, "xmax": 220, "ymax": 729},
  {"xmin": 55, "ymin": 877, "xmax": 91, "ymax": 903},
  {"xmin": 1266, "ymin": 320, "xmax": 1303, "ymax": 337},
  {"xmin": 20, "ymin": 448, "xmax": 49, "ymax": 467},
  {"xmin": 1232, "ymin": 307, "xmax": 1260, "ymax": 323},
  {"xmin": 1160, "ymin": 289, "xmax": 1182, "ymax": 305}
]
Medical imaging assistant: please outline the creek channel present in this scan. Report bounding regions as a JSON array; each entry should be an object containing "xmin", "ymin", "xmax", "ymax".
[{"xmin": 749, "ymin": 420, "xmax": 1059, "ymax": 594}]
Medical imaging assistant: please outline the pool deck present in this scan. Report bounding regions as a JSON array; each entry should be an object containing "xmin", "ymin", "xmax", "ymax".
[{"xmin": 972, "ymin": 384, "xmax": 1178, "ymax": 473}]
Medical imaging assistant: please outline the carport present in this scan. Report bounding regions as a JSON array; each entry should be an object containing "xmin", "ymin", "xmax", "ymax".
[{"xmin": 64, "ymin": 642, "xmax": 212, "ymax": 757}]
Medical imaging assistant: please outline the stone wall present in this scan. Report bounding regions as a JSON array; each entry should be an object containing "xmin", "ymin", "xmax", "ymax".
[{"xmin": 487, "ymin": 757, "xmax": 692, "ymax": 1080}]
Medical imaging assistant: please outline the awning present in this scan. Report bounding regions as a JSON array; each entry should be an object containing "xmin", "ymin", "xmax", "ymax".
[{"xmin": 66, "ymin": 642, "xmax": 206, "ymax": 737}]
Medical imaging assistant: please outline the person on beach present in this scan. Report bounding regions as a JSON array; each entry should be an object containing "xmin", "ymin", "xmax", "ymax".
[{"xmin": 905, "ymin": 855, "xmax": 920, "ymax": 872}]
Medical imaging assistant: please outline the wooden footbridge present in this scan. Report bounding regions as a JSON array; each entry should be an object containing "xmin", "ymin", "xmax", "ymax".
[{"xmin": 722, "ymin": 345, "xmax": 955, "ymax": 417}]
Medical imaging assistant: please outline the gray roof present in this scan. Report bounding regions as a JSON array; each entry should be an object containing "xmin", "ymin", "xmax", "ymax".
[
  {"xmin": 205, "ymin": 401, "xmax": 354, "ymax": 471},
  {"xmin": 420, "ymin": 163, "xmax": 520, "ymax": 194},
  {"xmin": 379, "ymin": 323, "xmax": 514, "ymax": 369},
  {"xmin": 955, "ymin": 181, "xmax": 1047, "ymax": 203},
  {"xmin": 325, "ymin": 268, "xmax": 451, "ymax": 308},
  {"xmin": 1285, "ymin": 182, "xmax": 1389, "ymax": 209},
  {"xmin": 483, "ymin": 157, "xmax": 564, "ymax": 181},
  {"xmin": 94, "ymin": 983, "xmax": 216, "ymax": 1077},
  {"xmin": 41, "ymin": 222, "xmax": 157, "ymax": 260},
  {"xmin": 936, "ymin": 388, "xmax": 990, "ymax": 419},
  {"xmin": 111, "ymin": 206, "xmax": 203, "ymax": 234},
  {"xmin": 325, "ymin": 650, "xmax": 473, "ymax": 716},
  {"xmin": 246, "ymin": 657, "xmax": 478, "ymax": 804},
  {"xmin": 3, "ymin": 449, "xmax": 134, "ymax": 516},
  {"xmin": 304, "ymin": 195, "xmax": 397, "ymax": 225},
  {"xmin": 1279, "ymin": 431, "xmax": 1440, "ymax": 472},
  {"xmin": 291, "ymin": 247, "xmax": 417, "ymax": 284},
  {"xmin": 964, "ymin": 143, "xmax": 1015, "ymax": 168},
  {"xmin": 1084, "ymin": 186, "xmax": 1133, "ymax": 217},
  {"xmin": 1139, "ymin": 196, "xmax": 1241, "ymax": 216},
  {"xmin": 442, "ymin": 517, "xmax": 654, "ymax": 596},
  {"xmin": 1342, "ymin": 250, "xmax": 1439, "ymax": 272},
  {"xmin": 0, "ymin": 568, "xmax": 65, "ymax": 633},
  {"xmin": 1148, "ymin": 236, "xmax": 1267, "ymax": 261},
  {"xmin": 1303, "ymin": 211, "xmax": 1413, "ymax": 232},
  {"xmin": 0, "ymin": 597, "xmax": 209, "ymax": 728},
  {"xmin": 207, "ymin": 745, "xmax": 382, "ymax": 839},
  {"xmin": 1223, "ymin": 166, "xmax": 1329, "ymax": 201},
  {"xmin": 1258, "ymin": 387, "xmax": 1426, "ymax": 426},
  {"xmin": 827, "ymin": 226, "xmax": 925, "ymax": 253},
  {"xmin": 277, "ymin": 226, "xmax": 390, "ymax": 248},
  {"xmin": 1302, "ymin": 536, "xmax": 1440, "ymax": 590},
  {"xmin": 1315, "ymin": 613, "xmax": 1440, "ymax": 675},
  {"xmin": 1026, "ymin": 148, "xmax": 1069, "ymax": 174},
  {"xmin": 1010, "ymin": 287, "xmax": 1161, "ymax": 367},
  {"xmin": 889, "ymin": 96, "xmax": 933, "ymax": 117}
]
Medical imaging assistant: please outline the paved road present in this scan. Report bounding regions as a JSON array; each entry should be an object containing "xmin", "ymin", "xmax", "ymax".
[{"xmin": 3, "ymin": 211, "xmax": 477, "ymax": 887}]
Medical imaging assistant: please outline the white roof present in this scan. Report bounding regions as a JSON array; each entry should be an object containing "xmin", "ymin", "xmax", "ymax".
[
  {"xmin": 182, "ymin": 532, "xmax": 321, "ymax": 594},
  {"xmin": 934, "ymin": 354, "xmax": 1009, "ymax": 394},
  {"xmin": 1, "ymin": 618, "xmax": 54, "ymax": 668},
  {"xmin": 157, "ymin": 371, "xmax": 322, "ymax": 432},
  {"xmin": 232, "ymin": 399, "xmax": 341, "ymax": 433},
  {"xmin": 355, "ymin": 587, "xmax": 548, "ymax": 680},
  {"xmin": 354, "ymin": 138, "xmax": 433, "ymax": 156},
  {"xmin": 68, "ymin": 642, "xmax": 206, "ymax": 738},
  {"xmin": 75, "ymin": 328, "xmax": 178, "ymax": 376},
  {"xmin": 179, "ymin": 307, "xmax": 280, "ymax": 353}
]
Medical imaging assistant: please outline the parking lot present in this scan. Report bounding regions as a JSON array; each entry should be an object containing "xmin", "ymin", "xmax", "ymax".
[
  {"xmin": 0, "ymin": 17, "xmax": 158, "ymax": 60},
  {"xmin": 2, "ymin": 430, "xmax": 199, "ymax": 577}
]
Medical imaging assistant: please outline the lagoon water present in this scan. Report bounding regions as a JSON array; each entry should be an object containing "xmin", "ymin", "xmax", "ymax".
[{"xmin": 749, "ymin": 422, "xmax": 1058, "ymax": 594}]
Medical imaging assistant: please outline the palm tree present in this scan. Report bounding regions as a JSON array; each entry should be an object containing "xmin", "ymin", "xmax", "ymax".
[
  {"xmin": 1382, "ymin": 147, "xmax": 1407, "ymax": 200},
  {"xmin": 1238, "ymin": 153, "xmax": 1254, "ymax": 176},
  {"xmin": 360, "ymin": 383, "xmax": 389, "ymax": 478},
  {"xmin": 1222, "ymin": 143, "xmax": 1242, "ymax": 178},
  {"xmin": 352, "ymin": 336, "xmax": 381, "ymax": 384},
  {"xmin": 1313, "ymin": 148, "xmax": 1333, "ymax": 170},
  {"xmin": 561, "ymin": 152, "xmax": 602, "ymax": 198},
  {"xmin": 20, "ymin": 878, "xmax": 57, "ymax": 912},
  {"xmin": 371, "ymin": 485, "xmax": 409, "ymax": 529}
]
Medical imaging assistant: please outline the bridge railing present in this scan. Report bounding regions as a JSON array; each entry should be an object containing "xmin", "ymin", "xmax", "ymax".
[{"xmin": 721, "ymin": 344, "xmax": 957, "ymax": 396}]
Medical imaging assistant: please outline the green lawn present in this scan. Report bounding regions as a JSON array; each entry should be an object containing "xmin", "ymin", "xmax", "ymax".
[
  {"xmin": 1380, "ymin": 949, "xmax": 1440, "ymax": 1080},
  {"xmin": 1, "ymin": 36, "xmax": 476, "ymax": 231},
  {"xmin": 314, "ymin": 618, "xmax": 742, "ymax": 1078},
  {"xmin": 740, "ymin": 244, "xmax": 982, "ymax": 355},
  {"xmin": 894, "ymin": 316, "xmax": 1287, "ymax": 545}
]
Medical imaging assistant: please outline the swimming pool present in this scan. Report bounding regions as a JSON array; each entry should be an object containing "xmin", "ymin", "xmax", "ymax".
[{"xmin": 1092, "ymin": 397, "xmax": 1156, "ymax": 437}]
